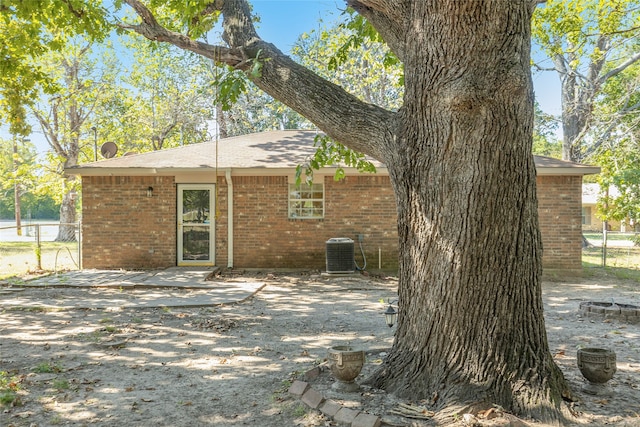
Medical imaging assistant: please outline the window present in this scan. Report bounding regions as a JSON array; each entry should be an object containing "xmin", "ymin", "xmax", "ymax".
[
  {"xmin": 582, "ymin": 207, "xmax": 592, "ymax": 225},
  {"xmin": 289, "ymin": 182, "xmax": 324, "ymax": 219}
]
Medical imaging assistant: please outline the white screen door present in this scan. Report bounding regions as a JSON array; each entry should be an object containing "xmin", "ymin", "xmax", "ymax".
[{"xmin": 177, "ymin": 184, "xmax": 215, "ymax": 266}]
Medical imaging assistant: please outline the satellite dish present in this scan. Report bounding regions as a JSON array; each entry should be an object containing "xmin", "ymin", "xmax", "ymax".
[{"xmin": 101, "ymin": 141, "xmax": 118, "ymax": 158}]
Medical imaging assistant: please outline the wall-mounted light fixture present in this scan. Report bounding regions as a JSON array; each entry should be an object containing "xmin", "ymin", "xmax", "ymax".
[{"xmin": 147, "ymin": 186, "xmax": 154, "ymax": 197}]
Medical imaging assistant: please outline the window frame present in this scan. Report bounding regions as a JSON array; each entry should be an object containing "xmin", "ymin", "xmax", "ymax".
[
  {"xmin": 288, "ymin": 180, "xmax": 325, "ymax": 219},
  {"xmin": 582, "ymin": 206, "xmax": 592, "ymax": 225}
]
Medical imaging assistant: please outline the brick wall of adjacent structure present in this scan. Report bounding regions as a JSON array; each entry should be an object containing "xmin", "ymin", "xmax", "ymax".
[
  {"xmin": 81, "ymin": 173, "xmax": 584, "ymax": 273},
  {"xmin": 536, "ymin": 175, "xmax": 583, "ymax": 272},
  {"xmin": 81, "ymin": 176, "xmax": 177, "ymax": 269}
]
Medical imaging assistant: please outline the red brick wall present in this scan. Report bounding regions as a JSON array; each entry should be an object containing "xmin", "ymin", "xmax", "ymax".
[
  {"xmin": 80, "ymin": 173, "xmax": 583, "ymax": 273},
  {"xmin": 537, "ymin": 175, "xmax": 583, "ymax": 272},
  {"xmin": 214, "ymin": 176, "xmax": 229, "ymax": 267},
  {"xmin": 81, "ymin": 176, "xmax": 177, "ymax": 269},
  {"xmin": 230, "ymin": 175, "xmax": 398, "ymax": 269}
]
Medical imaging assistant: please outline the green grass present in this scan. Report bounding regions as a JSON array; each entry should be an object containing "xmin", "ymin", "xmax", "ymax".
[
  {"xmin": 583, "ymin": 246, "xmax": 640, "ymax": 281},
  {"xmin": 53, "ymin": 378, "xmax": 70, "ymax": 390},
  {"xmin": 583, "ymin": 246, "xmax": 640, "ymax": 266},
  {"xmin": 0, "ymin": 241, "xmax": 78, "ymax": 279},
  {"xmin": 581, "ymin": 230, "xmax": 640, "ymax": 280},
  {"xmin": 583, "ymin": 232, "xmax": 637, "ymax": 242},
  {"xmin": 0, "ymin": 390, "xmax": 17, "ymax": 406},
  {"xmin": 50, "ymin": 414, "xmax": 64, "ymax": 425},
  {"xmin": 33, "ymin": 362, "xmax": 63, "ymax": 374},
  {"xmin": 0, "ymin": 371, "xmax": 21, "ymax": 406}
]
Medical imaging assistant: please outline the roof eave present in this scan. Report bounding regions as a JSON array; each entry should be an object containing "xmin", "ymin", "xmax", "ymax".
[
  {"xmin": 66, "ymin": 166, "xmax": 391, "ymax": 177},
  {"xmin": 66, "ymin": 165, "xmax": 599, "ymax": 177},
  {"xmin": 536, "ymin": 166, "xmax": 601, "ymax": 176}
]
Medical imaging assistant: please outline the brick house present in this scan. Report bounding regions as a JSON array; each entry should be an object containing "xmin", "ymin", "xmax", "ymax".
[
  {"xmin": 66, "ymin": 130, "xmax": 599, "ymax": 274},
  {"xmin": 582, "ymin": 183, "xmax": 624, "ymax": 232}
]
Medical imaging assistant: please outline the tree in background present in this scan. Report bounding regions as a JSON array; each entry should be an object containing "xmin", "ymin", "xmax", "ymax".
[
  {"xmin": 532, "ymin": 0, "xmax": 640, "ymax": 162},
  {"xmin": 31, "ymin": 42, "xmax": 114, "ymax": 241},
  {"xmin": 115, "ymin": 37, "xmax": 215, "ymax": 151},
  {"xmin": 0, "ymin": 1, "xmax": 108, "ymax": 136},
  {"xmin": 292, "ymin": 12, "xmax": 403, "ymax": 111},
  {"xmin": 0, "ymin": 136, "xmax": 36, "ymax": 229},
  {"xmin": 595, "ymin": 140, "xmax": 640, "ymax": 231},
  {"xmin": 532, "ymin": 102, "xmax": 562, "ymax": 157},
  {"xmin": 0, "ymin": 137, "xmax": 59, "ymax": 222},
  {"xmin": 591, "ymin": 57, "xmax": 640, "ymax": 230}
]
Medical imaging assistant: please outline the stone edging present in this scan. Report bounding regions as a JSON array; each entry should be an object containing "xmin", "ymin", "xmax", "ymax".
[
  {"xmin": 289, "ymin": 376, "xmax": 382, "ymax": 427},
  {"xmin": 579, "ymin": 301, "xmax": 640, "ymax": 324}
]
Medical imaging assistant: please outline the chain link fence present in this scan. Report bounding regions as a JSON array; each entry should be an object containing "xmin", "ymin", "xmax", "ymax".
[
  {"xmin": 582, "ymin": 232, "xmax": 640, "ymax": 269},
  {"xmin": 0, "ymin": 221, "xmax": 81, "ymax": 278},
  {"xmin": 3, "ymin": 223, "xmax": 638, "ymax": 276}
]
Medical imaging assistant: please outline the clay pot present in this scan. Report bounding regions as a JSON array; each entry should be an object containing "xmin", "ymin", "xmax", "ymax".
[
  {"xmin": 327, "ymin": 346, "xmax": 365, "ymax": 392},
  {"xmin": 577, "ymin": 347, "xmax": 616, "ymax": 384}
]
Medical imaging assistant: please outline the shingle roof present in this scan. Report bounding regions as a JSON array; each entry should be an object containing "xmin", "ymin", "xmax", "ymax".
[
  {"xmin": 67, "ymin": 130, "xmax": 362, "ymax": 174},
  {"xmin": 533, "ymin": 155, "xmax": 600, "ymax": 175},
  {"xmin": 66, "ymin": 129, "xmax": 600, "ymax": 176}
]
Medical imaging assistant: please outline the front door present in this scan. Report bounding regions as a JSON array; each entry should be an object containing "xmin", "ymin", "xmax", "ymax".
[{"xmin": 177, "ymin": 184, "xmax": 215, "ymax": 266}]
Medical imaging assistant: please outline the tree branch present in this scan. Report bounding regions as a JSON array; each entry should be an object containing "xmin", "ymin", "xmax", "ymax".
[
  {"xmin": 586, "ymin": 35, "xmax": 609, "ymax": 89},
  {"xmin": 246, "ymin": 39, "xmax": 395, "ymax": 161},
  {"xmin": 32, "ymin": 108, "xmax": 66, "ymax": 158},
  {"xmin": 551, "ymin": 53, "xmax": 567, "ymax": 77},
  {"xmin": 530, "ymin": 0, "xmax": 547, "ymax": 12},
  {"xmin": 347, "ymin": 0, "xmax": 406, "ymax": 61},
  {"xmin": 531, "ymin": 62, "xmax": 556, "ymax": 72},
  {"xmin": 191, "ymin": 0, "xmax": 224, "ymax": 28},
  {"xmin": 120, "ymin": 0, "xmax": 245, "ymax": 66},
  {"xmin": 598, "ymin": 51, "xmax": 640, "ymax": 86},
  {"xmin": 121, "ymin": 0, "xmax": 396, "ymax": 162}
]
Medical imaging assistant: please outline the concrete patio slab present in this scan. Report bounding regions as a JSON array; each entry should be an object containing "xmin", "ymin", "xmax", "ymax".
[{"xmin": 0, "ymin": 268, "xmax": 265, "ymax": 310}]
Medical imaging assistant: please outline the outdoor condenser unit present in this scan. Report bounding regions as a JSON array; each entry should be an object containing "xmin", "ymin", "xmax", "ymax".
[{"xmin": 326, "ymin": 237, "xmax": 355, "ymax": 274}]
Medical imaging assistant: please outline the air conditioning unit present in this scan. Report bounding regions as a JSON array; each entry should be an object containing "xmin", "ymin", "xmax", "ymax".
[{"xmin": 326, "ymin": 237, "xmax": 355, "ymax": 274}]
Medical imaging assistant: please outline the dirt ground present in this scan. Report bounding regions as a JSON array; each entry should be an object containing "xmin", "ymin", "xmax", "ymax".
[{"xmin": 1, "ymin": 271, "xmax": 639, "ymax": 427}]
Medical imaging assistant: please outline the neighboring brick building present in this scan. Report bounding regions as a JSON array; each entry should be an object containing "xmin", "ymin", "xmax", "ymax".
[{"xmin": 67, "ymin": 130, "xmax": 599, "ymax": 274}]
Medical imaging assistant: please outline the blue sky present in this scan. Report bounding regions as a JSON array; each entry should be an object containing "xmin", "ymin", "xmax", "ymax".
[{"xmin": 250, "ymin": 0, "xmax": 345, "ymax": 53}]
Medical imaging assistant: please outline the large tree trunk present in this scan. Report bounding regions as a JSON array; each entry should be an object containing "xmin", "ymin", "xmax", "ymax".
[
  {"xmin": 366, "ymin": 2, "xmax": 571, "ymax": 421},
  {"xmin": 124, "ymin": 0, "xmax": 572, "ymax": 422}
]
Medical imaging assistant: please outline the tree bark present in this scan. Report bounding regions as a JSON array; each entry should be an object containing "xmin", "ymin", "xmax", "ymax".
[
  {"xmin": 33, "ymin": 48, "xmax": 91, "ymax": 242},
  {"xmin": 56, "ymin": 190, "xmax": 77, "ymax": 242},
  {"xmin": 124, "ymin": 0, "xmax": 572, "ymax": 422},
  {"xmin": 362, "ymin": 2, "xmax": 571, "ymax": 421}
]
